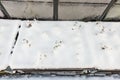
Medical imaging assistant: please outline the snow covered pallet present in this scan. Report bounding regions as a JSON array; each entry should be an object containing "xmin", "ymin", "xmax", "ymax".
[{"xmin": 1, "ymin": 19, "xmax": 120, "ymax": 76}]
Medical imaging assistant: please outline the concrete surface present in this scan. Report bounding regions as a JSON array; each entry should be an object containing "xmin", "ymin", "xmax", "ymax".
[
  {"xmin": 116, "ymin": 0, "xmax": 120, "ymax": 3},
  {"xmin": 106, "ymin": 5, "xmax": 120, "ymax": 20},
  {"xmin": 1, "ymin": 1, "xmax": 53, "ymax": 19},
  {"xmin": 58, "ymin": 3, "xmax": 107, "ymax": 20},
  {"xmin": 0, "ymin": 0, "xmax": 120, "ymax": 20},
  {"xmin": 59, "ymin": 0, "xmax": 111, "ymax": 3},
  {"xmin": 0, "ymin": 10, "xmax": 4, "ymax": 17}
]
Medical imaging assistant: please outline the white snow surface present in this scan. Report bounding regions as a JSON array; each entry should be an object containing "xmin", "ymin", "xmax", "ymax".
[
  {"xmin": 1, "ymin": 20, "xmax": 120, "ymax": 70},
  {"xmin": 0, "ymin": 19, "xmax": 20, "ymax": 70},
  {"xmin": 0, "ymin": 76, "xmax": 120, "ymax": 80}
]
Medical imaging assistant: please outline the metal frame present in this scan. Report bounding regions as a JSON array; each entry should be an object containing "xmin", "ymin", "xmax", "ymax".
[
  {"xmin": 0, "ymin": 0, "xmax": 119, "ymax": 21},
  {"xmin": 99, "ymin": 0, "xmax": 117, "ymax": 21},
  {"xmin": 0, "ymin": 1, "xmax": 10, "ymax": 18},
  {"xmin": 1, "ymin": 68, "xmax": 120, "ymax": 76},
  {"xmin": 53, "ymin": 0, "xmax": 59, "ymax": 20},
  {"xmin": 0, "ymin": 0, "xmax": 120, "ymax": 77}
]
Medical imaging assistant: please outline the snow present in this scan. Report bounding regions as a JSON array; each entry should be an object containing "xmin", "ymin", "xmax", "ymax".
[
  {"xmin": 0, "ymin": 76, "xmax": 120, "ymax": 80},
  {"xmin": 1, "ymin": 20, "xmax": 120, "ymax": 70},
  {"xmin": 10, "ymin": 21, "xmax": 86, "ymax": 69},
  {"xmin": 0, "ymin": 19, "xmax": 20, "ymax": 70},
  {"xmin": 9, "ymin": 21, "xmax": 120, "ymax": 70}
]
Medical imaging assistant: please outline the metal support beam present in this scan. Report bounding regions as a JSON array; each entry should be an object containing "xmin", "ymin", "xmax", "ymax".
[
  {"xmin": 99, "ymin": 0, "xmax": 117, "ymax": 21},
  {"xmin": 53, "ymin": 0, "xmax": 59, "ymax": 20},
  {"xmin": 0, "ymin": 1, "xmax": 10, "ymax": 18}
]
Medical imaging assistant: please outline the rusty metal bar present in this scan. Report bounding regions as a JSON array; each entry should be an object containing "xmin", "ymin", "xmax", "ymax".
[
  {"xmin": 1, "ymin": 68, "xmax": 120, "ymax": 76},
  {"xmin": 99, "ymin": 0, "xmax": 117, "ymax": 21},
  {"xmin": 53, "ymin": 0, "xmax": 59, "ymax": 20},
  {"xmin": 0, "ymin": 1, "xmax": 10, "ymax": 18}
]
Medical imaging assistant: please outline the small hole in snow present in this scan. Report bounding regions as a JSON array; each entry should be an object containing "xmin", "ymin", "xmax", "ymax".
[
  {"xmin": 23, "ymin": 39, "xmax": 29, "ymax": 44},
  {"xmin": 59, "ymin": 41, "xmax": 62, "ymax": 43},
  {"xmin": 53, "ymin": 45, "xmax": 61, "ymax": 49},
  {"xmin": 72, "ymin": 28, "xmax": 74, "ymax": 30},
  {"xmin": 19, "ymin": 25, "xmax": 21, "ymax": 28},
  {"xmin": 96, "ymin": 22, "xmax": 99, "ymax": 25},
  {"xmin": 79, "ymin": 25, "xmax": 81, "ymax": 28},
  {"xmin": 27, "ymin": 23, "xmax": 32, "ymax": 28},
  {"xmin": 44, "ymin": 54, "xmax": 47, "ymax": 57},
  {"xmin": 76, "ymin": 53, "xmax": 79, "ymax": 55},
  {"xmin": 109, "ymin": 29, "xmax": 111, "ymax": 31},
  {"xmin": 100, "ymin": 26, "xmax": 105, "ymax": 33},
  {"xmin": 40, "ymin": 58, "xmax": 42, "ymax": 60},
  {"xmin": 54, "ymin": 40, "xmax": 63, "ymax": 49},
  {"xmin": 101, "ymin": 47, "xmax": 105, "ymax": 50},
  {"xmin": 29, "ymin": 44, "xmax": 31, "ymax": 47},
  {"xmin": 10, "ymin": 51, "xmax": 13, "ymax": 54},
  {"xmin": 101, "ymin": 45, "xmax": 108, "ymax": 50},
  {"xmin": 73, "ymin": 21, "xmax": 78, "ymax": 26}
]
